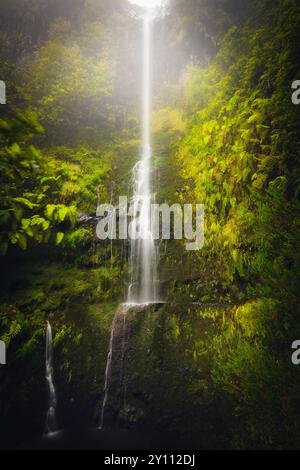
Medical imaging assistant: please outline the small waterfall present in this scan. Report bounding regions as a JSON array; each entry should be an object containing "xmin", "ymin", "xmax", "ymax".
[
  {"xmin": 99, "ymin": 306, "xmax": 129, "ymax": 429},
  {"xmin": 45, "ymin": 321, "xmax": 57, "ymax": 434},
  {"xmin": 109, "ymin": 182, "xmax": 115, "ymax": 267},
  {"xmin": 99, "ymin": 314, "xmax": 117, "ymax": 429}
]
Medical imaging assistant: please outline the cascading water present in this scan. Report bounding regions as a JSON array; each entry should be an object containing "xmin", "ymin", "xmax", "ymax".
[
  {"xmin": 128, "ymin": 6, "xmax": 159, "ymax": 304},
  {"xmin": 45, "ymin": 321, "xmax": 57, "ymax": 434},
  {"xmin": 99, "ymin": 0, "xmax": 165, "ymax": 430},
  {"xmin": 99, "ymin": 306, "xmax": 129, "ymax": 429},
  {"xmin": 99, "ymin": 314, "xmax": 117, "ymax": 429}
]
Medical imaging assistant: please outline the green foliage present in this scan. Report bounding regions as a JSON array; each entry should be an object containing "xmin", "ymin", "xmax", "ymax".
[
  {"xmin": 0, "ymin": 112, "xmax": 80, "ymax": 255},
  {"xmin": 159, "ymin": 0, "xmax": 300, "ymax": 448},
  {"xmin": 1, "ymin": 0, "xmax": 300, "ymax": 451},
  {"xmin": 166, "ymin": 0, "xmax": 300, "ymax": 304},
  {"xmin": 23, "ymin": 30, "xmax": 115, "ymax": 145}
]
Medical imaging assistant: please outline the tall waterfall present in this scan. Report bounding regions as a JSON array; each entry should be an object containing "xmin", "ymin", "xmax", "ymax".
[
  {"xmin": 98, "ymin": 2, "xmax": 163, "ymax": 430},
  {"xmin": 128, "ymin": 8, "xmax": 158, "ymax": 304},
  {"xmin": 45, "ymin": 321, "xmax": 57, "ymax": 434}
]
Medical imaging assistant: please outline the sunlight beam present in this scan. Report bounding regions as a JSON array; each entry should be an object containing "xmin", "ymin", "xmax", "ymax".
[{"xmin": 128, "ymin": 0, "xmax": 164, "ymax": 10}]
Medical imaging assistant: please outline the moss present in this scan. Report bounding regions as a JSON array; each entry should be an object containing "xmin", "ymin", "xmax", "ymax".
[{"xmin": 118, "ymin": 304, "xmax": 231, "ymax": 449}]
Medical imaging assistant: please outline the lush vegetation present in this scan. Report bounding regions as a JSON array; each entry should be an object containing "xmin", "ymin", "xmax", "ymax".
[
  {"xmin": 0, "ymin": 0, "xmax": 300, "ymax": 450},
  {"xmin": 157, "ymin": 0, "xmax": 300, "ymax": 448}
]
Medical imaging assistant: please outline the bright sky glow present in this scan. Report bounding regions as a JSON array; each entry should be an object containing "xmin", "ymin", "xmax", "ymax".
[{"xmin": 128, "ymin": 0, "xmax": 164, "ymax": 9}]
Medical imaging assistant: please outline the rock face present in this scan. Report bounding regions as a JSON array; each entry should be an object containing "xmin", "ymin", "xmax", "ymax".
[
  {"xmin": 78, "ymin": 212, "xmax": 100, "ymax": 227},
  {"xmin": 0, "ymin": 300, "xmax": 231, "ymax": 449},
  {"xmin": 99, "ymin": 304, "xmax": 162, "ymax": 429},
  {"xmin": 99, "ymin": 305, "xmax": 131, "ymax": 428},
  {"xmin": 98, "ymin": 302, "xmax": 231, "ymax": 449}
]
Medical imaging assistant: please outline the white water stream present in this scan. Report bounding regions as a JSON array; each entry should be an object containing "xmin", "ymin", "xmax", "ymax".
[
  {"xmin": 128, "ymin": 4, "xmax": 161, "ymax": 304},
  {"xmin": 45, "ymin": 321, "xmax": 57, "ymax": 434},
  {"xmin": 99, "ymin": 0, "xmax": 165, "ymax": 429}
]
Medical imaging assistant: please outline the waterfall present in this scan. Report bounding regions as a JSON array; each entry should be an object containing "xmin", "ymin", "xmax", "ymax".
[
  {"xmin": 45, "ymin": 321, "xmax": 57, "ymax": 434},
  {"xmin": 99, "ymin": 2, "xmax": 164, "ymax": 430},
  {"xmin": 128, "ymin": 8, "xmax": 158, "ymax": 304},
  {"xmin": 99, "ymin": 314, "xmax": 118, "ymax": 429},
  {"xmin": 109, "ymin": 182, "xmax": 115, "ymax": 266},
  {"xmin": 99, "ymin": 306, "xmax": 129, "ymax": 429}
]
